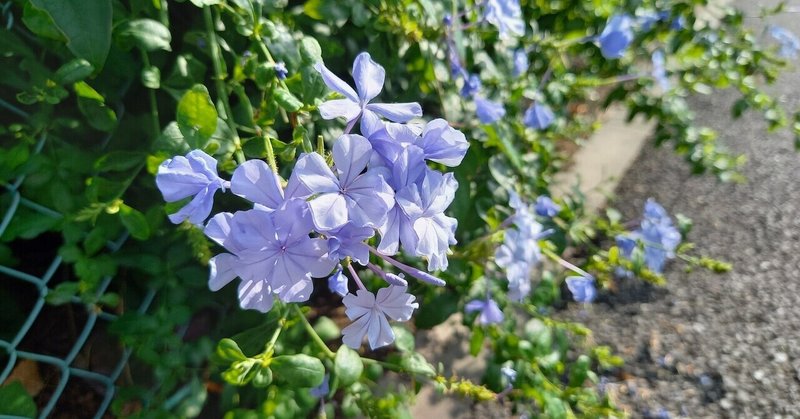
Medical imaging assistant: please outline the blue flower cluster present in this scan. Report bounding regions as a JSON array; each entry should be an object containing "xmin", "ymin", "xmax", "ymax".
[
  {"xmin": 445, "ymin": 0, "xmax": 563, "ymax": 129},
  {"xmin": 616, "ymin": 199, "xmax": 681, "ymax": 274},
  {"xmin": 156, "ymin": 52, "xmax": 469, "ymax": 351},
  {"xmin": 769, "ymin": 25, "xmax": 800, "ymax": 59},
  {"xmin": 495, "ymin": 192, "xmax": 545, "ymax": 302}
]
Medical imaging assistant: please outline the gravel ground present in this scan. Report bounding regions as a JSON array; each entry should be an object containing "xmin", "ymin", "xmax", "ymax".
[{"xmin": 560, "ymin": 2, "xmax": 800, "ymax": 417}]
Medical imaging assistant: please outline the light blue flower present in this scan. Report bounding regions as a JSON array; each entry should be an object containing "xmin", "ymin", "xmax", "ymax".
[
  {"xmin": 513, "ymin": 49, "xmax": 528, "ymax": 76},
  {"xmin": 366, "ymin": 117, "xmax": 469, "ymax": 168},
  {"xmin": 475, "ymin": 96, "xmax": 506, "ymax": 124},
  {"xmin": 565, "ymin": 275, "xmax": 597, "ymax": 303},
  {"xmin": 328, "ymin": 268, "xmax": 349, "ymax": 297},
  {"xmin": 230, "ymin": 159, "xmax": 286, "ymax": 212},
  {"xmin": 461, "ymin": 73, "xmax": 482, "ymax": 97},
  {"xmin": 310, "ymin": 374, "xmax": 330, "ymax": 398},
  {"xmin": 204, "ymin": 202, "xmax": 337, "ymax": 312},
  {"xmin": 396, "ymin": 169, "xmax": 459, "ymax": 271},
  {"xmin": 155, "ymin": 150, "xmax": 229, "ymax": 225},
  {"xmin": 616, "ymin": 199, "xmax": 681, "ymax": 274},
  {"xmin": 274, "ymin": 61, "xmax": 288, "ymax": 80},
  {"xmin": 324, "ymin": 222, "xmax": 375, "ymax": 265},
  {"xmin": 291, "ymin": 134, "xmax": 394, "ymax": 230},
  {"xmin": 484, "ymin": 0, "xmax": 525, "ymax": 39},
  {"xmin": 535, "ymin": 196, "xmax": 560, "ymax": 217},
  {"xmin": 501, "ymin": 365, "xmax": 517, "ymax": 382},
  {"xmin": 342, "ymin": 285, "xmax": 418, "ymax": 350},
  {"xmin": 598, "ymin": 15, "xmax": 634, "ymax": 59},
  {"xmin": 315, "ymin": 52, "xmax": 422, "ymax": 131},
  {"xmin": 651, "ymin": 50, "xmax": 669, "ymax": 90},
  {"xmin": 769, "ymin": 25, "xmax": 800, "ymax": 59},
  {"xmin": 523, "ymin": 102, "xmax": 555, "ymax": 130},
  {"xmin": 465, "ymin": 297, "xmax": 504, "ymax": 325}
]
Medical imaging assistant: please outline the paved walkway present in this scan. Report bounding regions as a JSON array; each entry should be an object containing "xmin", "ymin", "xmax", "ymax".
[{"xmin": 569, "ymin": 1, "xmax": 800, "ymax": 416}]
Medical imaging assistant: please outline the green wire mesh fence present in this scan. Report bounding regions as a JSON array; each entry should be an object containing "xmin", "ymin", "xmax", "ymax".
[{"xmin": 0, "ymin": 99, "xmax": 155, "ymax": 419}]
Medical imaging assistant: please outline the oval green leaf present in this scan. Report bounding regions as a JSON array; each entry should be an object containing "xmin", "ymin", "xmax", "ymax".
[
  {"xmin": 177, "ymin": 84, "xmax": 218, "ymax": 149},
  {"xmin": 334, "ymin": 346, "xmax": 363, "ymax": 386},
  {"xmin": 271, "ymin": 354, "xmax": 325, "ymax": 388}
]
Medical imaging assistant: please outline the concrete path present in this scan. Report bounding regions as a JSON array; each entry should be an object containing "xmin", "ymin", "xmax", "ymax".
[{"xmin": 565, "ymin": 1, "xmax": 800, "ymax": 416}]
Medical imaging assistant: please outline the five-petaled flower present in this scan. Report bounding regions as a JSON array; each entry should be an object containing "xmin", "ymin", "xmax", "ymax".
[
  {"xmin": 565, "ymin": 275, "xmax": 597, "ymax": 303},
  {"xmin": 465, "ymin": 297, "xmax": 504, "ymax": 325},
  {"xmin": 342, "ymin": 286, "xmax": 419, "ymax": 350},
  {"xmin": 156, "ymin": 149, "xmax": 229, "ymax": 225},
  {"xmin": 291, "ymin": 134, "xmax": 395, "ymax": 231},
  {"xmin": 315, "ymin": 52, "xmax": 422, "ymax": 132},
  {"xmin": 204, "ymin": 201, "xmax": 336, "ymax": 312}
]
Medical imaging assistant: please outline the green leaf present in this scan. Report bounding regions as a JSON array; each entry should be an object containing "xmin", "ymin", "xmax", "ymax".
[
  {"xmin": 273, "ymin": 88, "xmax": 303, "ymax": 112},
  {"xmin": 46, "ymin": 281, "xmax": 79, "ymax": 305},
  {"xmin": 142, "ymin": 65, "xmax": 161, "ymax": 89},
  {"xmin": 334, "ymin": 346, "xmax": 363, "ymax": 386},
  {"xmin": 30, "ymin": 0, "xmax": 112, "ymax": 69},
  {"xmin": 119, "ymin": 204, "xmax": 151, "ymax": 240},
  {"xmin": 216, "ymin": 338, "xmax": 247, "ymax": 362},
  {"xmin": 400, "ymin": 352, "xmax": 436, "ymax": 377},
  {"xmin": 74, "ymin": 82, "xmax": 117, "ymax": 131},
  {"xmin": 222, "ymin": 359, "xmax": 258, "ymax": 386},
  {"xmin": 0, "ymin": 381, "xmax": 37, "ymax": 417},
  {"xmin": 73, "ymin": 81, "xmax": 105, "ymax": 101},
  {"xmin": 77, "ymin": 96, "xmax": 116, "ymax": 130},
  {"xmin": 251, "ymin": 366, "xmax": 273, "ymax": 388},
  {"xmin": 189, "ymin": 0, "xmax": 221, "ymax": 6},
  {"xmin": 299, "ymin": 37, "xmax": 322, "ymax": 64},
  {"xmin": 22, "ymin": 1, "xmax": 65, "ymax": 41},
  {"xmin": 391, "ymin": 325, "xmax": 414, "ymax": 352},
  {"xmin": 313, "ymin": 316, "xmax": 340, "ymax": 341},
  {"xmin": 469, "ymin": 328, "xmax": 484, "ymax": 356},
  {"xmin": 177, "ymin": 84, "xmax": 218, "ymax": 149},
  {"xmin": 271, "ymin": 354, "xmax": 325, "ymax": 387},
  {"xmin": 228, "ymin": 319, "xmax": 281, "ymax": 356},
  {"xmin": 94, "ymin": 151, "xmax": 145, "ymax": 172},
  {"xmin": 117, "ymin": 19, "xmax": 172, "ymax": 52},
  {"xmin": 54, "ymin": 59, "xmax": 94, "ymax": 85}
]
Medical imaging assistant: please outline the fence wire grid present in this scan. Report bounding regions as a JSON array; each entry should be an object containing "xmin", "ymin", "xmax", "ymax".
[{"xmin": 0, "ymin": 98, "xmax": 156, "ymax": 419}]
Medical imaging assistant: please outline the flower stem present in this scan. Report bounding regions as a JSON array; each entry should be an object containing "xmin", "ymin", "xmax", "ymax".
[
  {"xmin": 139, "ymin": 50, "xmax": 161, "ymax": 137},
  {"xmin": 264, "ymin": 134, "xmax": 278, "ymax": 173},
  {"xmin": 291, "ymin": 304, "xmax": 335, "ymax": 359},
  {"xmin": 263, "ymin": 307, "xmax": 288, "ymax": 356},
  {"xmin": 347, "ymin": 263, "xmax": 367, "ymax": 291},
  {"xmin": 541, "ymin": 247, "xmax": 591, "ymax": 278},
  {"xmin": 203, "ymin": 5, "xmax": 245, "ymax": 165}
]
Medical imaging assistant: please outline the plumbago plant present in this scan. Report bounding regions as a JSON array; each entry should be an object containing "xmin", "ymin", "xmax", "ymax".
[{"xmin": 0, "ymin": 0, "xmax": 796, "ymax": 417}]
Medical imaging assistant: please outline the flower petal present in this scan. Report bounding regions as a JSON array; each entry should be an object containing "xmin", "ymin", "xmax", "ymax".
[
  {"xmin": 342, "ymin": 312, "xmax": 371, "ymax": 349},
  {"xmin": 333, "ymin": 134, "xmax": 373, "ymax": 186},
  {"xmin": 231, "ymin": 160, "xmax": 284, "ymax": 210},
  {"xmin": 314, "ymin": 62, "xmax": 358, "ymax": 101},
  {"xmin": 367, "ymin": 312, "xmax": 395, "ymax": 350},
  {"xmin": 375, "ymin": 285, "xmax": 418, "ymax": 321},
  {"xmin": 209, "ymin": 253, "xmax": 238, "ymax": 291},
  {"xmin": 308, "ymin": 193, "xmax": 349, "ymax": 230},
  {"xmin": 352, "ymin": 52, "xmax": 385, "ymax": 103},
  {"xmin": 365, "ymin": 103, "xmax": 423, "ymax": 123},
  {"xmin": 318, "ymin": 98, "xmax": 361, "ymax": 121},
  {"xmin": 286, "ymin": 238, "xmax": 337, "ymax": 278},
  {"xmin": 238, "ymin": 279, "xmax": 275, "ymax": 313},
  {"xmin": 293, "ymin": 153, "xmax": 340, "ymax": 194}
]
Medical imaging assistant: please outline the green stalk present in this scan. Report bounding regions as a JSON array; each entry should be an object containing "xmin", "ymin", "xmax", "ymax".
[
  {"xmin": 291, "ymin": 304, "xmax": 335, "ymax": 359},
  {"xmin": 203, "ymin": 6, "xmax": 246, "ymax": 165},
  {"xmin": 139, "ymin": 50, "xmax": 161, "ymax": 138},
  {"xmin": 264, "ymin": 134, "xmax": 278, "ymax": 173}
]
